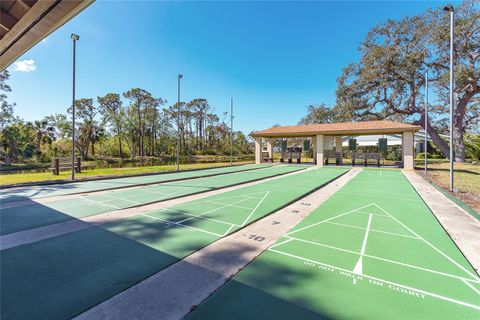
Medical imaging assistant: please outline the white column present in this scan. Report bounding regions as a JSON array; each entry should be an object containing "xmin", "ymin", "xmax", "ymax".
[
  {"xmin": 316, "ymin": 134, "xmax": 324, "ymax": 167},
  {"xmin": 312, "ymin": 136, "xmax": 317, "ymax": 164},
  {"xmin": 266, "ymin": 138, "xmax": 274, "ymax": 160},
  {"xmin": 255, "ymin": 137, "xmax": 262, "ymax": 164},
  {"xmin": 335, "ymin": 136, "xmax": 343, "ymax": 165},
  {"xmin": 402, "ymin": 131, "xmax": 414, "ymax": 170}
]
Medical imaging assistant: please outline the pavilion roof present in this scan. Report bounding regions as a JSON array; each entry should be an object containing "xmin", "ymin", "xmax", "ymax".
[{"xmin": 251, "ymin": 120, "xmax": 421, "ymax": 138}]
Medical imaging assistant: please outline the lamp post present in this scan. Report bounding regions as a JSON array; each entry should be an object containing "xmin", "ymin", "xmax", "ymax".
[
  {"xmin": 176, "ymin": 74, "xmax": 183, "ymax": 171},
  {"xmin": 424, "ymin": 67, "xmax": 428, "ymax": 175},
  {"xmin": 444, "ymin": 4, "xmax": 454, "ymax": 192},
  {"xmin": 230, "ymin": 97, "xmax": 234, "ymax": 166},
  {"xmin": 71, "ymin": 33, "xmax": 79, "ymax": 180}
]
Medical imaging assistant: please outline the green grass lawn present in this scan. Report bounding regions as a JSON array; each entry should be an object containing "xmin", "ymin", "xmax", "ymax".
[
  {"xmin": 0, "ymin": 161, "xmax": 253, "ymax": 186},
  {"xmin": 416, "ymin": 162, "xmax": 480, "ymax": 213}
]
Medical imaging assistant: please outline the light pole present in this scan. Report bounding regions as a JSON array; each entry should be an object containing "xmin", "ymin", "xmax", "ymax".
[
  {"xmin": 71, "ymin": 33, "xmax": 79, "ymax": 180},
  {"xmin": 444, "ymin": 4, "xmax": 454, "ymax": 192},
  {"xmin": 176, "ymin": 74, "xmax": 183, "ymax": 171},
  {"xmin": 424, "ymin": 67, "xmax": 428, "ymax": 175},
  {"xmin": 230, "ymin": 97, "xmax": 234, "ymax": 166}
]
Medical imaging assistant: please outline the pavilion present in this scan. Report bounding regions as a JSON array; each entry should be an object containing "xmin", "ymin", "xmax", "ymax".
[{"xmin": 251, "ymin": 120, "xmax": 422, "ymax": 170}]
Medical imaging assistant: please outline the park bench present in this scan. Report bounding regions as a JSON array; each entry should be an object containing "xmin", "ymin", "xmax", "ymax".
[
  {"xmin": 324, "ymin": 150, "xmax": 343, "ymax": 165},
  {"xmin": 262, "ymin": 152, "xmax": 273, "ymax": 163},
  {"xmin": 352, "ymin": 152, "xmax": 381, "ymax": 167},
  {"xmin": 291, "ymin": 152, "xmax": 301, "ymax": 163},
  {"xmin": 51, "ymin": 157, "xmax": 82, "ymax": 175},
  {"xmin": 280, "ymin": 151, "xmax": 301, "ymax": 163}
]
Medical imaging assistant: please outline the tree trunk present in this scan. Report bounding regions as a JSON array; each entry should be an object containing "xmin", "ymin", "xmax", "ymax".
[
  {"xmin": 118, "ymin": 135, "xmax": 123, "ymax": 158},
  {"xmin": 452, "ymin": 92, "xmax": 473, "ymax": 162},
  {"xmin": 415, "ymin": 117, "xmax": 450, "ymax": 159}
]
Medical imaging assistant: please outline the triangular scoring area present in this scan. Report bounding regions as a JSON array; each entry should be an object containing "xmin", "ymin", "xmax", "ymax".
[{"xmin": 365, "ymin": 203, "xmax": 419, "ymax": 239}]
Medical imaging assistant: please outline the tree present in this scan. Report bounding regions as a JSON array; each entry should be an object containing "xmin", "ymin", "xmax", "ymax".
[
  {"xmin": 123, "ymin": 88, "xmax": 154, "ymax": 157},
  {"xmin": 0, "ymin": 70, "xmax": 15, "ymax": 130},
  {"xmin": 98, "ymin": 93, "xmax": 125, "ymax": 158},
  {"xmin": 299, "ymin": 104, "xmax": 335, "ymax": 124},
  {"xmin": 336, "ymin": 0, "xmax": 479, "ymax": 162},
  {"xmin": 69, "ymin": 98, "xmax": 98, "ymax": 159},
  {"xmin": 32, "ymin": 118, "xmax": 55, "ymax": 154}
]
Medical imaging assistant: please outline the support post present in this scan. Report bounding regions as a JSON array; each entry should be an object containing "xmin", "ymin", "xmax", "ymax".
[
  {"xmin": 402, "ymin": 131, "xmax": 415, "ymax": 170},
  {"xmin": 316, "ymin": 135, "xmax": 324, "ymax": 167},
  {"xmin": 312, "ymin": 136, "xmax": 317, "ymax": 164},
  {"xmin": 255, "ymin": 137, "xmax": 262, "ymax": 164},
  {"xmin": 54, "ymin": 158, "xmax": 59, "ymax": 175},
  {"xmin": 335, "ymin": 136, "xmax": 343, "ymax": 165},
  {"xmin": 266, "ymin": 138, "xmax": 274, "ymax": 162}
]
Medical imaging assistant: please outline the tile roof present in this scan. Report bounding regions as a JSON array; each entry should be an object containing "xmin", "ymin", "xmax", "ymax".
[{"xmin": 251, "ymin": 120, "xmax": 421, "ymax": 137}]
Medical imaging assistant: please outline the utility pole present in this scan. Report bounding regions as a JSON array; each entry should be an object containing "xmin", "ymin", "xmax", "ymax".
[
  {"xmin": 444, "ymin": 4, "xmax": 455, "ymax": 192},
  {"xmin": 71, "ymin": 33, "xmax": 79, "ymax": 180},
  {"xmin": 176, "ymin": 74, "xmax": 183, "ymax": 171},
  {"xmin": 230, "ymin": 97, "xmax": 234, "ymax": 166},
  {"xmin": 424, "ymin": 68, "xmax": 428, "ymax": 175}
]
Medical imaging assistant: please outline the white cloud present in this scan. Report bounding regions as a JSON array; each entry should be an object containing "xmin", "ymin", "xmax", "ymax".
[{"xmin": 13, "ymin": 59, "xmax": 37, "ymax": 72}]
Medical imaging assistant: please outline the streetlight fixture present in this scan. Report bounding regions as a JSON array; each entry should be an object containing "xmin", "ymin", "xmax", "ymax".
[
  {"xmin": 444, "ymin": 4, "xmax": 454, "ymax": 192},
  {"xmin": 424, "ymin": 67, "xmax": 428, "ymax": 175},
  {"xmin": 71, "ymin": 33, "xmax": 79, "ymax": 180},
  {"xmin": 176, "ymin": 74, "xmax": 183, "ymax": 171}
]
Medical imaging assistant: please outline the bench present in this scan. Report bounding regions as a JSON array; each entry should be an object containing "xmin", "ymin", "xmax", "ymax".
[
  {"xmin": 352, "ymin": 152, "xmax": 381, "ymax": 167},
  {"xmin": 291, "ymin": 152, "xmax": 301, "ymax": 163},
  {"xmin": 51, "ymin": 157, "xmax": 82, "ymax": 175},
  {"xmin": 324, "ymin": 150, "xmax": 343, "ymax": 165},
  {"xmin": 262, "ymin": 152, "xmax": 273, "ymax": 163},
  {"xmin": 280, "ymin": 151, "xmax": 301, "ymax": 163}
]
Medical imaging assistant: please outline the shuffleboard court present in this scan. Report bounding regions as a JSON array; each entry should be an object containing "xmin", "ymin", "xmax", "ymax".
[
  {"xmin": 0, "ymin": 165, "xmax": 305, "ymax": 236},
  {"xmin": 187, "ymin": 169, "xmax": 480, "ymax": 320},
  {"xmin": 0, "ymin": 167, "xmax": 348, "ymax": 320},
  {"xmin": 0, "ymin": 163, "xmax": 269, "ymax": 203}
]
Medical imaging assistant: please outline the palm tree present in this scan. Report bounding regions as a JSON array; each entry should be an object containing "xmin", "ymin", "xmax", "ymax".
[{"xmin": 32, "ymin": 119, "xmax": 54, "ymax": 155}]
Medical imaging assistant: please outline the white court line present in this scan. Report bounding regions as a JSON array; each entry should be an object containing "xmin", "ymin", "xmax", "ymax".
[
  {"xmin": 177, "ymin": 198, "xmax": 253, "ymax": 224},
  {"xmin": 353, "ymin": 210, "xmax": 389, "ymax": 217},
  {"xmin": 325, "ymin": 221, "xmax": 420, "ymax": 240},
  {"xmin": 286, "ymin": 203, "xmax": 375, "ymax": 236},
  {"xmin": 463, "ymin": 280, "xmax": 480, "ymax": 296},
  {"xmin": 95, "ymin": 194, "xmax": 141, "ymax": 205},
  {"xmin": 240, "ymin": 191, "xmax": 270, "ymax": 226},
  {"xmin": 269, "ymin": 249, "xmax": 480, "ymax": 311},
  {"xmin": 374, "ymin": 203, "xmax": 480, "ymax": 281},
  {"xmin": 154, "ymin": 208, "xmax": 240, "ymax": 227},
  {"xmin": 279, "ymin": 236, "xmax": 479, "ymax": 283},
  {"xmin": 79, "ymin": 196, "xmax": 122, "ymax": 210},
  {"xmin": 222, "ymin": 224, "xmax": 236, "ymax": 236},
  {"xmin": 142, "ymin": 214, "xmax": 224, "ymax": 237},
  {"xmin": 205, "ymin": 201, "xmax": 254, "ymax": 211},
  {"xmin": 269, "ymin": 238, "xmax": 294, "ymax": 249},
  {"xmin": 336, "ymin": 191, "xmax": 422, "ymax": 203},
  {"xmin": 353, "ymin": 215, "xmax": 372, "ymax": 274}
]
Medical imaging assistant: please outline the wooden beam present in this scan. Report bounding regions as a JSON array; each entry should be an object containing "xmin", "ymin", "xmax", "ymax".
[
  {"xmin": 1, "ymin": 9, "xmax": 18, "ymax": 31},
  {"xmin": 0, "ymin": 0, "xmax": 94, "ymax": 70}
]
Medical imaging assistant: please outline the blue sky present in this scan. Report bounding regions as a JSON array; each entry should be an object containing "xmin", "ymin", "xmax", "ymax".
[{"xmin": 7, "ymin": 1, "xmax": 448, "ymax": 134}]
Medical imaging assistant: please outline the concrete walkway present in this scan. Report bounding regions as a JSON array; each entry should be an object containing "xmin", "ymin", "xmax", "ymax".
[
  {"xmin": 75, "ymin": 168, "xmax": 362, "ymax": 320},
  {"xmin": 403, "ymin": 171, "xmax": 480, "ymax": 274},
  {"xmin": 1, "ymin": 166, "xmax": 306, "ymax": 250}
]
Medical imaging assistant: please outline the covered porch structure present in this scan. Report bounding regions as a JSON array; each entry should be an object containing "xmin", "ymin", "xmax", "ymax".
[{"xmin": 251, "ymin": 120, "xmax": 421, "ymax": 170}]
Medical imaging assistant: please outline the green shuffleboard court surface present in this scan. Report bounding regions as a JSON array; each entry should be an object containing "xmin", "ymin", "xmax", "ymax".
[
  {"xmin": 187, "ymin": 169, "xmax": 480, "ymax": 320},
  {"xmin": 0, "ymin": 167, "xmax": 348, "ymax": 320},
  {"xmin": 0, "ymin": 164, "xmax": 270, "ymax": 203},
  {"xmin": 1, "ymin": 165, "xmax": 305, "ymax": 235}
]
